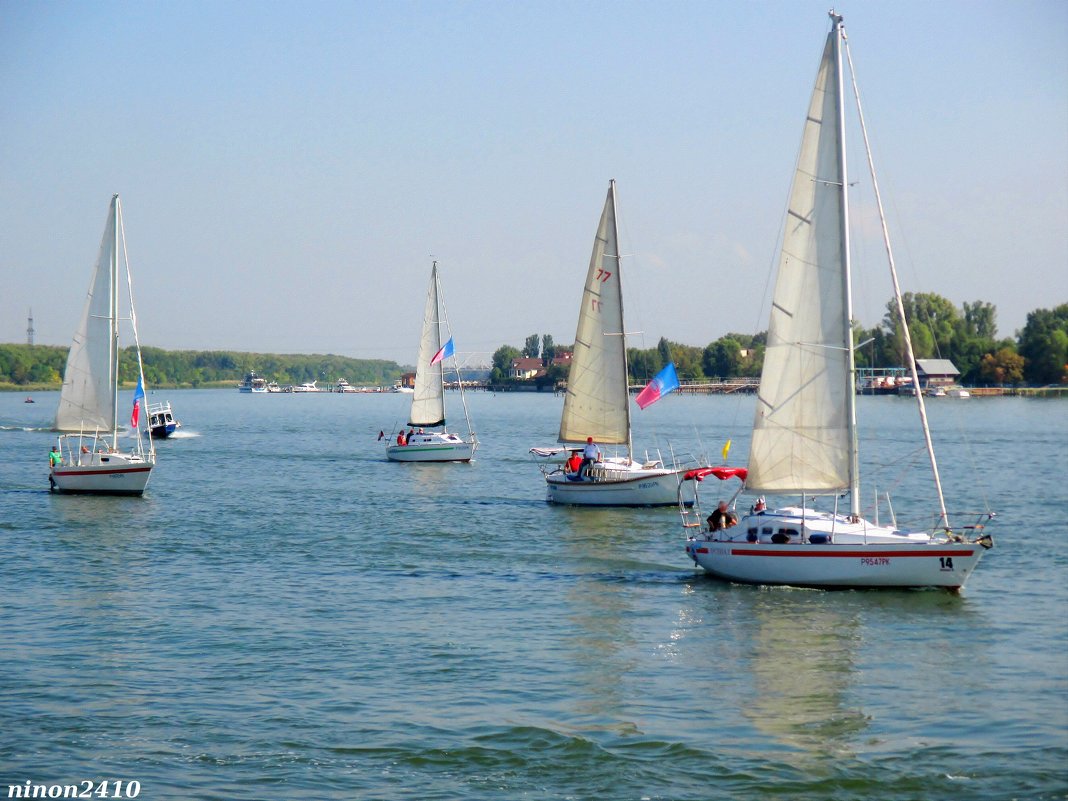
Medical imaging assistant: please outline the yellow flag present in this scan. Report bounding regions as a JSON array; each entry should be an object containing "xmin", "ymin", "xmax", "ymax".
[{"xmin": 721, "ymin": 439, "xmax": 732, "ymax": 462}]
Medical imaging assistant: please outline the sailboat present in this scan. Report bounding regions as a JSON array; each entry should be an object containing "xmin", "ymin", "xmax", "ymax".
[
  {"xmin": 50, "ymin": 194, "xmax": 156, "ymax": 495},
  {"xmin": 385, "ymin": 260, "xmax": 478, "ymax": 462},
  {"xmin": 684, "ymin": 12, "xmax": 994, "ymax": 589},
  {"xmin": 531, "ymin": 180, "xmax": 700, "ymax": 506}
]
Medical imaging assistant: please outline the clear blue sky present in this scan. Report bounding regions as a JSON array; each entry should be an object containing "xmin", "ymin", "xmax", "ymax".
[{"xmin": 2, "ymin": 0, "xmax": 1065, "ymax": 366}]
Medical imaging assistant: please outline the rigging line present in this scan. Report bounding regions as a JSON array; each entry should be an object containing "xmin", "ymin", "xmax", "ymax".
[
  {"xmin": 117, "ymin": 199, "xmax": 152, "ymax": 460},
  {"xmin": 845, "ymin": 31, "xmax": 949, "ymax": 530},
  {"xmin": 949, "ymin": 402, "xmax": 995, "ymax": 515}
]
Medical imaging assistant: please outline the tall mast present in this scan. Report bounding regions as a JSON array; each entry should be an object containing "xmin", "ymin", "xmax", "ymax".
[
  {"xmin": 609, "ymin": 180, "xmax": 633, "ymax": 461},
  {"xmin": 432, "ymin": 261, "xmax": 446, "ymax": 431},
  {"xmin": 110, "ymin": 194, "xmax": 121, "ymax": 448},
  {"xmin": 831, "ymin": 12, "xmax": 861, "ymax": 516}
]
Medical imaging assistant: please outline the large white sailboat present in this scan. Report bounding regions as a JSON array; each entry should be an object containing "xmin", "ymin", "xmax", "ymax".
[
  {"xmin": 385, "ymin": 261, "xmax": 478, "ymax": 463},
  {"xmin": 531, "ymin": 180, "xmax": 700, "ymax": 506},
  {"xmin": 684, "ymin": 13, "xmax": 994, "ymax": 589},
  {"xmin": 50, "ymin": 194, "xmax": 156, "ymax": 495}
]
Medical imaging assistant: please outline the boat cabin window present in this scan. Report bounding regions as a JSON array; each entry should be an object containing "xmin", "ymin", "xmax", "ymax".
[{"xmin": 771, "ymin": 528, "xmax": 797, "ymax": 544}]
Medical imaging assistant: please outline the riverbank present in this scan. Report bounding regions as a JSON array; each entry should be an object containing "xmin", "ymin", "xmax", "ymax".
[
  {"xmin": 0, "ymin": 380, "xmax": 238, "ymax": 393},
  {"xmin": 6, "ymin": 381, "xmax": 1066, "ymax": 397}
]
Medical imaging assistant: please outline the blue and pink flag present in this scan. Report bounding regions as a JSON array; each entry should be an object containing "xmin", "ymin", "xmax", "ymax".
[
  {"xmin": 635, "ymin": 362, "xmax": 680, "ymax": 410},
  {"xmin": 131, "ymin": 375, "xmax": 145, "ymax": 427},
  {"xmin": 430, "ymin": 337, "xmax": 455, "ymax": 366}
]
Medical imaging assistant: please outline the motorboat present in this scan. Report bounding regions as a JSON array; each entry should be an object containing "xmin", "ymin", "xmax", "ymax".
[
  {"xmin": 146, "ymin": 401, "xmax": 181, "ymax": 438},
  {"xmin": 238, "ymin": 371, "xmax": 267, "ymax": 392}
]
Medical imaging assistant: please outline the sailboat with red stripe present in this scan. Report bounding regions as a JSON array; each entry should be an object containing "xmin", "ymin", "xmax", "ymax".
[{"xmin": 683, "ymin": 12, "xmax": 994, "ymax": 590}]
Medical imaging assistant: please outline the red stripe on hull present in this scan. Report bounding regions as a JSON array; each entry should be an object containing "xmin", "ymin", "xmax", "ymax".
[
  {"xmin": 53, "ymin": 466, "xmax": 152, "ymax": 477},
  {"xmin": 728, "ymin": 548, "xmax": 976, "ymax": 558}
]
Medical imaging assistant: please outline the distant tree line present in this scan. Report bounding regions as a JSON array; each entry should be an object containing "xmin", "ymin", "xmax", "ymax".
[
  {"xmin": 489, "ymin": 298, "xmax": 1068, "ymax": 387},
  {"xmin": 0, "ymin": 345, "xmax": 404, "ymax": 389},
  {"xmin": 5, "ymin": 297, "xmax": 1064, "ymax": 389}
]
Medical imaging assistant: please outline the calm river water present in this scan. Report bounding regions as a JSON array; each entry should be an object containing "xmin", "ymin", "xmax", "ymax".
[{"xmin": 1, "ymin": 389, "xmax": 1066, "ymax": 800}]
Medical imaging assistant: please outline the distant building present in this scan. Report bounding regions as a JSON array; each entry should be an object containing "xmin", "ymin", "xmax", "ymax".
[
  {"xmin": 400, "ymin": 372, "xmax": 416, "ymax": 389},
  {"xmin": 511, "ymin": 357, "xmax": 544, "ymax": 380},
  {"xmin": 915, "ymin": 359, "xmax": 960, "ymax": 388},
  {"xmin": 510, "ymin": 352, "xmax": 572, "ymax": 381},
  {"xmin": 551, "ymin": 351, "xmax": 573, "ymax": 367}
]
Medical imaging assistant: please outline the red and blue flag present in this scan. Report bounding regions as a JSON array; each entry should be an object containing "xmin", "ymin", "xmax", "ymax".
[
  {"xmin": 131, "ymin": 375, "xmax": 145, "ymax": 427},
  {"xmin": 430, "ymin": 337, "xmax": 455, "ymax": 366},
  {"xmin": 635, "ymin": 362, "xmax": 680, "ymax": 409}
]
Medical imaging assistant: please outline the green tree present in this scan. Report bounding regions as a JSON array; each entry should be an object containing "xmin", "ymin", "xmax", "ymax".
[
  {"xmin": 703, "ymin": 337, "xmax": 742, "ymax": 379},
  {"xmin": 523, "ymin": 334, "xmax": 540, "ymax": 358},
  {"xmin": 1018, "ymin": 304, "xmax": 1068, "ymax": 384},
  {"xmin": 884, "ymin": 292, "xmax": 958, "ymax": 364},
  {"xmin": 541, "ymin": 334, "xmax": 556, "ymax": 364},
  {"xmin": 491, "ymin": 345, "xmax": 521, "ymax": 383},
  {"xmin": 960, "ymin": 300, "xmax": 998, "ymax": 340},
  {"xmin": 673, "ymin": 344, "xmax": 704, "ymax": 380},
  {"xmin": 979, "ymin": 348, "xmax": 1024, "ymax": 386},
  {"xmin": 657, "ymin": 337, "xmax": 672, "ymax": 367},
  {"xmin": 627, "ymin": 347, "xmax": 663, "ymax": 381},
  {"xmin": 535, "ymin": 363, "xmax": 569, "ymax": 389}
]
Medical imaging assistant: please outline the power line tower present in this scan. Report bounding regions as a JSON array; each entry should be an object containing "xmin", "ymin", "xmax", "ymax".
[{"xmin": 27, "ymin": 308, "xmax": 35, "ymax": 346}]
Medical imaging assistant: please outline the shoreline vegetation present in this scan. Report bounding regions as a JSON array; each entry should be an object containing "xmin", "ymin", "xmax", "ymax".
[
  {"xmin": 484, "ymin": 298, "xmax": 1065, "ymax": 394},
  {"xmin": 3, "ymin": 297, "xmax": 1065, "ymax": 396},
  {"xmin": 0, "ymin": 344, "xmax": 405, "ymax": 392}
]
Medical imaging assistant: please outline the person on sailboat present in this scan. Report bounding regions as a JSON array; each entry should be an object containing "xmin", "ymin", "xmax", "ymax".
[
  {"xmin": 49, "ymin": 446, "xmax": 62, "ymax": 468},
  {"xmin": 579, "ymin": 437, "xmax": 600, "ymax": 478},
  {"xmin": 706, "ymin": 501, "xmax": 738, "ymax": 533},
  {"xmin": 396, "ymin": 430, "xmax": 407, "ymax": 446},
  {"xmin": 566, "ymin": 451, "xmax": 583, "ymax": 475}
]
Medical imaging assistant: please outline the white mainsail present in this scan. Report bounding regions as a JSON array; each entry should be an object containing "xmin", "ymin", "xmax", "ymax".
[
  {"xmin": 55, "ymin": 199, "xmax": 119, "ymax": 432},
  {"xmin": 746, "ymin": 30, "xmax": 855, "ymax": 495},
  {"xmin": 559, "ymin": 180, "xmax": 630, "ymax": 448},
  {"xmin": 408, "ymin": 261, "xmax": 446, "ymax": 427}
]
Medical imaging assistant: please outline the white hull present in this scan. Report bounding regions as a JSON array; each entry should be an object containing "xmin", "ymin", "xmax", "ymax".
[
  {"xmin": 51, "ymin": 452, "xmax": 153, "ymax": 495},
  {"xmin": 685, "ymin": 508, "xmax": 990, "ymax": 589},
  {"xmin": 387, "ymin": 432, "xmax": 477, "ymax": 463},
  {"xmin": 687, "ymin": 539, "xmax": 985, "ymax": 589},
  {"xmin": 545, "ymin": 461, "xmax": 693, "ymax": 507}
]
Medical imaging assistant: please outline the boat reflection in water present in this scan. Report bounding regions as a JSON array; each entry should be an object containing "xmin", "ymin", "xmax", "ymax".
[{"xmin": 743, "ymin": 595, "xmax": 868, "ymax": 756}]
